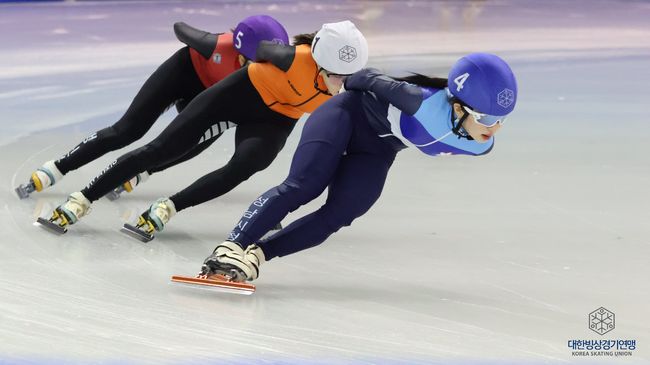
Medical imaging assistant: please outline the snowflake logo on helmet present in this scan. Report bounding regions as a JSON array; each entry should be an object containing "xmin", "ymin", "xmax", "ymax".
[
  {"xmin": 497, "ymin": 88, "xmax": 515, "ymax": 108},
  {"xmin": 338, "ymin": 45, "xmax": 357, "ymax": 63}
]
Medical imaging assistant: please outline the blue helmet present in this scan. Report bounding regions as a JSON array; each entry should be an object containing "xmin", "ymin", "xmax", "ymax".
[{"xmin": 448, "ymin": 53, "xmax": 517, "ymax": 116}]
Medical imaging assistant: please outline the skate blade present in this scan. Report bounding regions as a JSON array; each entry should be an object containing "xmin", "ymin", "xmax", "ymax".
[
  {"xmin": 171, "ymin": 275, "xmax": 255, "ymax": 295},
  {"xmin": 35, "ymin": 217, "xmax": 67, "ymax": 235},
  {"xmin": 15, "ymin": 185, "xmax": 32, "ymax": 199},
  {"xmin": 120, "ymin": 223, "xmax": 154, "ymax": 243}
]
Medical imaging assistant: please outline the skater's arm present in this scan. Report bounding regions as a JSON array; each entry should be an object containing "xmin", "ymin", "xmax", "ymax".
[
  {"xmin": 254, "ymin": 42, "xmax": 296, "ymax": 71},
  {"xmin": 174, "ymin": 22, "xmax": 219, "ymax": 59},
  {"xmin": 344, "ymin": 68, "xmax": 423, "ymax": 115}
]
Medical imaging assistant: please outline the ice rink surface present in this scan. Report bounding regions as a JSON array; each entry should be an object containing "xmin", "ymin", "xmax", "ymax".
[{"xmin": 1, "ymin": 0, "xmax": 649, "ymax": 364}]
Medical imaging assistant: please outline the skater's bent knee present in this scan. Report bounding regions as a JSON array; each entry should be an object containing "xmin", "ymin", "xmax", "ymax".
[
  {"xmin": 323, "ymin": 211, "xmax": 356, "ymax": 232},
  {"xmin": 322, "ymin": 199, "xmax": 370, "ymax": 231}
]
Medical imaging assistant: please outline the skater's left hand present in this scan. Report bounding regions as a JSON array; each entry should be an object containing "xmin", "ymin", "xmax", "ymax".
[{"xmin": 344, "ymin": 68, "xmax": 382, "ymax": 91}]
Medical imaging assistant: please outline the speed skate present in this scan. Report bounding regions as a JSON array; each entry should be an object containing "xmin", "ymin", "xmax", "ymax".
[
  {"xmin": 120, "ymin": 223, "xmax": 154, "ymax": 243},
  {"xmin": 15, "ymin": 181, "xmax": 36, "ymax": 199},
  {"xmin": 171, "ymin": 274, "xmax": 256, "ymax": 295},
  {"xmin": 36, "ymin": 217, "xmax": 67, "ymax": 235},
  {"xmin": 35, "ymin": 213, "xmax": 69, "ymax": 235}
]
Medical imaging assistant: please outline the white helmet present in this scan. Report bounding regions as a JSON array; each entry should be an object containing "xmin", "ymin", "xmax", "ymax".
[{"xmin": 311, "ymin": 20, "xmax": 368, "ymax": 75}]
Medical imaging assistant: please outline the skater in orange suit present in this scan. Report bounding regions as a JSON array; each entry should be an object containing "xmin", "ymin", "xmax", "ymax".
[{"xmin": 39, "ymin": 21, "xmax": 369, "ymax": 241}]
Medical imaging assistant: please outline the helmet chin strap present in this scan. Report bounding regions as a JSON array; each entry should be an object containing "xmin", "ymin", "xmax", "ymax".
[
  {"xmin": 313, "ymin": 68, "xmax": 333, "ymax": 95},
  {"xmin": 447, "ymin": 93, "xmax": 474, "ymax": 140},
  {"xmin": 451, "ymin": 111, "xmax": 474, "ymax": 140}
]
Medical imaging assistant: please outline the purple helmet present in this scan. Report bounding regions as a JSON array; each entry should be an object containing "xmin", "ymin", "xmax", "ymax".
[
  {"xmin": 233, "ymin": 15, "xmax": 289, "ymax": 60},
  {"xmin": 448, "ymin": 53, "xmax": 518, "ymax": 116}
]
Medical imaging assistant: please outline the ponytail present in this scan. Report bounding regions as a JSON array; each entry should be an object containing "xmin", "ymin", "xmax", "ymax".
[
  {"xmin": 393, "ymin": 73, "xmax": 448, "ymax": 90},
  {"xmin": 292, "ymin": 32, "xmax": 317, "ymax": 46}
]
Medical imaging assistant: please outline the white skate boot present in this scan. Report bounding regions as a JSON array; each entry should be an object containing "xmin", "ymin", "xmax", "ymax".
[
  {"xmin": 171, "ymin": 241, "xmax": 260, "ymax": 294},
  {"xmin": 201, "ymin": 241, "xmax": 256, "ymax": 282},
  {"xmin": 105, "ymin": 171, "xmax": 150, "ymax": 201},
  {"xmin": 120, "ymin": 197, "xmax": 176, "ymax": 242},
  {"xmin": 243, "ymin": 244, "xmax": 266, "ymax": 281},
  {"xmin": 16, "ymin": 160, "xmax": 64, "ymax": 199},
  {"xmin": 37, "ymin": 192, "xmax": 91, "ymax": 234}
]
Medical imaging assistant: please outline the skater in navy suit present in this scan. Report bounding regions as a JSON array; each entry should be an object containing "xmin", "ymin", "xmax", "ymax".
[{"xmin": 198, "ymin": 52, "xmax": 519, "ymax": 283}]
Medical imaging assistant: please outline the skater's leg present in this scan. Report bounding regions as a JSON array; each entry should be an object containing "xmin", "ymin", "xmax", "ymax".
[
  {"xmin": 22, "ymin": 48, "xmax": 202, "ymax": 198},
  {"xmin": 258, "ymin": 152, "xmax": 395, "ymax": 259},
  {"xmin": 146, "ymin": 122, "xmax": 228, "ymax": 174},
  {"xmin": 145, "ymin": 137, "xmax": 217, "ymax": 175},
  {"xmin": 105, "ymin": 134, "xmax": 221, "ymax": 200},
  {"xmin": 202, "ymin": 93, "xmax": 367, "ymax": 281},
  {"xmin": 205, "ymin": 151, "xmax": 394, "ymax": 281},
  {"xmin": 225, "ymin": 94, "xmax": 358, "ymax": 247},
  {"xmin": 107, "ymin": 121, "xmax": 233, "ymax": 200},
  {"xmin": 168, "ymin": 120, "xmax": 294, "ymax": 211},
  {"xmin": 55, "ymin": 47, "xmax": 203, "ymax": 174},
  {"xmin": 78, "ymin": 67, "xmax": 255, "ymax": 203}
]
